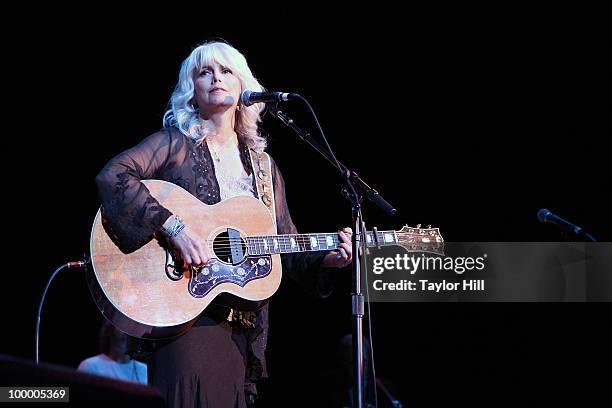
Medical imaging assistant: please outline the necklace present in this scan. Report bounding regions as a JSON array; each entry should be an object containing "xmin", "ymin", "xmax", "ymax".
[
  {"xmin": 209, "ymin": 142, "xmax": 222, "ymax": 162},
  {"xmin": 208, "ymin": 141, "xmax": 238, "ymax": 163}
]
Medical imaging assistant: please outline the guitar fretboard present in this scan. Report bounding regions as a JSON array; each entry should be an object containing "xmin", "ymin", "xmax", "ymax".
[{"xmin": 245, "ymin": 230, "xmax": 398, "ymax": 255}]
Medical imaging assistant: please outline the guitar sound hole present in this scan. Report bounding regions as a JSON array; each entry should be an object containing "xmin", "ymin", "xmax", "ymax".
[{"xmin": 213, "ymin": 230, "xmax": 247, "ymax": 265}]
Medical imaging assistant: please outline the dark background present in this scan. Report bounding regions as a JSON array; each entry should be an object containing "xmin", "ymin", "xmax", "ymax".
[{"xmin": 3, "ymin": 11, "xmax": 610, "ymax": 407}]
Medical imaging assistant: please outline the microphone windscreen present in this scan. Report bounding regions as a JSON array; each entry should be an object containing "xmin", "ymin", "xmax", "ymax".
[
  {"xmin": 537, "ymin": 208, "xmax": 551, "ymax": 223},
  {"xmin": 240, "ymin": 90, "xmax": 253, "ymax": 106}
]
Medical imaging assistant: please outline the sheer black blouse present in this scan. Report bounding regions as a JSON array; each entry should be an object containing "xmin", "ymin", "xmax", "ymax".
[{"xmin": 95, "ymin": 126, "xmax": 332, "ymax": 387}]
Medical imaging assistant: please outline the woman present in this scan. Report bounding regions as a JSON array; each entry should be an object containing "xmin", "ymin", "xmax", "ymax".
[{"xmin": 95, "ymin": 40, "xmax": 352, "ymax": 407}]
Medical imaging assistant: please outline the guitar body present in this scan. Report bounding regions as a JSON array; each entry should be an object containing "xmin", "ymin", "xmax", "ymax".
[{"xmin": 88, "ymin": 180, "xmax": 281, "ymax": 339}]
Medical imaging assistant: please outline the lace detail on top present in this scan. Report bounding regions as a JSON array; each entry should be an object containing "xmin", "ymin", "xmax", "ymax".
[
  {"xmin": 217, "ymin": 168, "xmax": 255, "ymax": 201},
  {"xmin": 208, "ymin": 142, "xmax": 255, "ymax": 201}
]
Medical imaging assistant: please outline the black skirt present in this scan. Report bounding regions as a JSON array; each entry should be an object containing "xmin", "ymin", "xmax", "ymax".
[{"xmin": 147, "ymin": 306, "xmax": 249, "ymax": 408}]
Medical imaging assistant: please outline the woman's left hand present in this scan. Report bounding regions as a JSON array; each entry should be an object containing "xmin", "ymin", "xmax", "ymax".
[{"xmin": 323, "ymin": 227, "xmax": 353, "ymax": 268}]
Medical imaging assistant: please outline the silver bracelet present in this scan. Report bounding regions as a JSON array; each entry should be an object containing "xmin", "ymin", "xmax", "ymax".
[{"xmin": 164, "ymin": 215, "xmax": 186, "ymax": 238}]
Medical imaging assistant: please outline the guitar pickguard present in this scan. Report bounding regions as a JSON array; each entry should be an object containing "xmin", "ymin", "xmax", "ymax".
[{"xmin": 188, "ymin": 256, "xmax": 273, "ymax": 298}]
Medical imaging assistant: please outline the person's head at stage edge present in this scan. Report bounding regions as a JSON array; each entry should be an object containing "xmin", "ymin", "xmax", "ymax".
[{"xmin": 99, "ymin": 320, "xmax": 130, "ymax": 363}]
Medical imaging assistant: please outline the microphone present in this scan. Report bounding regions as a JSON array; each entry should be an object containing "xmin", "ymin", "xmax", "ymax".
[
  {"xmin": 240, "ymin": 90, "xmax": 297, "ymax": 106},
  {"xmin": 537, "ymin": 208, "xmax": 584, "ymax": 235}
]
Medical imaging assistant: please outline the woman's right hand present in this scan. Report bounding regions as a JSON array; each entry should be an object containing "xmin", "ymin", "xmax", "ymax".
[
  {"xmin": 169, "ymin": 228, "xmax": 209, "ymax": 266},
  {"xmin": 162, "ymin": 215, "xmax": 209, "ymax": 266}
]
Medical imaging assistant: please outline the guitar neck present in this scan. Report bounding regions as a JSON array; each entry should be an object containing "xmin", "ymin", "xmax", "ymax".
[{"xmin": 245, "ymin": 230, "xmax": 399, "ymax": 256}]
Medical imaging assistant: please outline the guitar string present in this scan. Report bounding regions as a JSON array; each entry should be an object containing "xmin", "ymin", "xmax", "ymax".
[
  {"xmin": 191, "ymin": 231, "xmax": 427, "ymax": 241},
  {"xmin": 198, "ymin": 240, "xmax": 424, "ymax": 251},
  {"xmin": 199, "ymin": 238, "xmax": 426, "ymax": 249},
  {"xmin": 195, "ymin": 232, "xmax": 398, "ymax": 243},
  {"xmin": 199, "ymin": 238, "xmax": 399, "ymax": 246},
  {"xmin": 195, "ymin": 234, "xmax": 397, "ymax": 247},
  {"xmin": 193, "ymin": 231, "xmax": 418, "ymax": 241},
  {"xmin": 171, "ymin": 232, "xmax": 428, "ymax": 249},
  {"xmin": 169, "ymin": 235, "xmax": 435, "ymax": 253}
]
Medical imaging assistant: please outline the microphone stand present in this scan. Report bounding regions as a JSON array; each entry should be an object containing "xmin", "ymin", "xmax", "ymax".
[{"xmin": 269, "ymin": 102, "xmax": 396, "ymax": 408}]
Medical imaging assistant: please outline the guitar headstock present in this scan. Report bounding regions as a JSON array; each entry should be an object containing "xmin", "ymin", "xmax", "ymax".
[{"xmin": 395, "ymin": 224, "xmax": 445, "ymax": 255}]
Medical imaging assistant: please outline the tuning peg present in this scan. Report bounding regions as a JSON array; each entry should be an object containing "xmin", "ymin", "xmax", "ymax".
[
  {"xmin": 427, "ymin": 225, "xmax": 432, "ymax": 229},
  {"xmin": 415, "ymin": 224, "xmax": 421, "ymax": 228}
]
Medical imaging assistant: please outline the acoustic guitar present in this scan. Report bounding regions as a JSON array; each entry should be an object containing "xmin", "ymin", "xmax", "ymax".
[{"xmin": 88, "ymin": 180, "xmax": 444, "ymax": 339}]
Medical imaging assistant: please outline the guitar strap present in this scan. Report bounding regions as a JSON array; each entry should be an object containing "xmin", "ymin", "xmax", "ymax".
[
  {"xmin": 225, "ymin": 149, "xmax": 277, "ymax": 327},
  {"xmin": 249, "ymin": 149, "xmax": 277, "ymax": 232}
]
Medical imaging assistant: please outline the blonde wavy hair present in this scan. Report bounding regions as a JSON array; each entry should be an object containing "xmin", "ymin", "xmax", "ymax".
[{"xmin": 163, "ymin": 41, "xmax": 267, "ymax": 152}]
